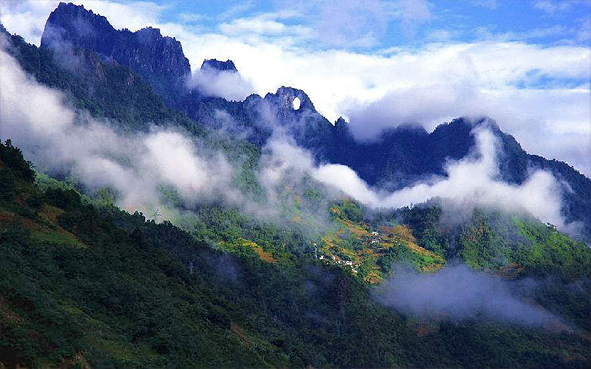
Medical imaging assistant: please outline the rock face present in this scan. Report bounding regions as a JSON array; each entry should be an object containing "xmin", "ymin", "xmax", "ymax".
[
  {"xmin": 41, "ymin": 2, "xmax": 191, "ymax": 99},
  {"xmin": 263, "ymin": 86, "xmax": 317, "ymax": 115},
  {"xmin": 201, "ymin": 59, "xmax": 238, "ymax": 73}
]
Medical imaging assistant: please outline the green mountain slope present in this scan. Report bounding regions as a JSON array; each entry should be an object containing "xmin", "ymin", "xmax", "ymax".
[{"xmin": 1, "ymin": 140, "xmax": 590, "ymax": 368}]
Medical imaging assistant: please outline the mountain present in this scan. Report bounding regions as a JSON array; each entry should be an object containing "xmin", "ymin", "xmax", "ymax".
[
  {"xmin": 10, "ymin": 2, "xmax": 591, "ymax": 240},
  {"xmin": 324, "ymin": 118, "xmax": 591, "ymax": 239},
  {"xmin": 41, "ymin": 2, "xmax": 191, "ymax": 104},
  {"xmin": 1, "ymin": 23, "xmax": 201, "ymax": 136},
  {"xmin": 1, "ymin": 4, "xmax": 591, "ymax": 367},
  {"xmin": 8, "ymin": 2, "xmax": 591, "ymax": 240}
]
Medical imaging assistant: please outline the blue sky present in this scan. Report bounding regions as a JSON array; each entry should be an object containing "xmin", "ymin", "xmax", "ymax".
[
  {"xmin": 5, "ymin": 1, "xmax": 590, "ymax": 52},
  {"xmin": 1, "ymin": 0, "xmax": 590, "ymax": 175},
  {"xmin": 147, "ymin": 0, "xmax": 591, "ymax": 51}
]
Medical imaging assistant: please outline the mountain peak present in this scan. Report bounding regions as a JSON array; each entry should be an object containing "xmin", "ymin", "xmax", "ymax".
[
  {"xmin": 41, "ymin": 2, "xmax": 113, "ymax": 51},
  {"xmin": 264, "ymin": 86, "xmax": 317, "ymax": 113},
  {"xmin": 135, "ymin": 26, "xmax": 164, "ymax": 41},
  {"xmin": 201, "ymin": 59, "xmax": 237, "ymax": 73},
  {"xmin": 41, "ymin": 2, "xmax": 190, "ymax": 98},
  {"xmin": 335, "ymin": 116, "xmax": 347, "ymax": 127}
]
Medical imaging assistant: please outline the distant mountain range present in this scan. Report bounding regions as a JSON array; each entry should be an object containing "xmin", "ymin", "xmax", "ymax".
[
  {"xmin": 2, "ymin": 1, "xmax": 590, "ymax": 234},
  {"xmin": 24, "ymin": 2, "xmax": 589, "ymax": 240}
]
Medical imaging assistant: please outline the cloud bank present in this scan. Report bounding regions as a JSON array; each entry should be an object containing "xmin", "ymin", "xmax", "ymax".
[
  {"xmin": 376, "ymin": 264, "xmax": 561, "ymax": 327},
  {"xmin": 177, "ymin": 32, "xmax": 590, "ymax": 177},
  {"xmin": 0, "ymin": 43, "xmax": 333, "ymax": 231},
  {"xmin": 1, "ymin": 35, "xmax": 577, "ymax": 238}
]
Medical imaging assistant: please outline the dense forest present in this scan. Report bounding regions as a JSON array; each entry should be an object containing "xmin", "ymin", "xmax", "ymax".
[{"xmin": 1, "ymin": 140, "xmax": 590, "ymax": 368}]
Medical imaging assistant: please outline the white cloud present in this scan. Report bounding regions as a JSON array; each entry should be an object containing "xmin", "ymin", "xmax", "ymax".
[
  {"xmin": 219, "ymin": 17, "xmax": 286, "ymax": 35},
  {"xmin": 471, "ymin": 0, "xmax": 499, "ymax": 10},
  {"xmin": 256, "ymin": 127, "xmax": 578, "ymax": 235},
  {"xmin": 67, "ymin": 0, "xmax": 165, "ymax": 32},
  {"xmin": 213, "ymin": 11, "xmax": 314, "ymax": 47},
  {"xmin": 532, "ymin": 0, "xmax": 584, "ymax": 14},
  {"xmin": 397, "ymin": 0, "xmax": 431, "ymax": 20},
  {"xmin": 177, "ymin": 12, "xmax": 209, "ymax": 24},
  {"xmin": 313, "ymin": 164, "xmax": 378, "ymax": 204},
  {"xmin": 576, "ymin": 17, "xmax": 591, "ymax": 42},
  {"xmin": 276, "ymin": 0, "xmax": 432, "ymax": 47},
  {"xmin": 377, "ymin": 264, "xmax": 562, "ymax": 326},
  {"xmin": 313, "ymin": 0, "xmax": 390, "ymax": 47},
  {"xmin": 259, "ymin": 137, "xmax": 316, "ymax": 188},
  {"xmin": 218, "ymin": 1, "xmax": 255, "ymax": 20},
  {"xmin": 0, "ymin": 0, "xmax": 59, "ymax": 45}
]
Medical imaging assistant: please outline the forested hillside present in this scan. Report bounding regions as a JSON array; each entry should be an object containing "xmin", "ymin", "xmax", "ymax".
[{"xmin": 1, "ymin": 140, "xmax": 590, "ymax": 368}]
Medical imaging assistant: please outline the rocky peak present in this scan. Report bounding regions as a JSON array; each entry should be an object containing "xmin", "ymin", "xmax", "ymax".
[
  {"xmin": 135, "ymin": 26, "xmax": 162, "ymax": 41},
  {"xmin": 41, "ymin": 3, "xmax": 115, "ymax": 53},
  {"xmin": 201, "ymin": 59, "xmax": 238, "ymax": 73},
  {"xmin": 335, "ymin": 116, "xmax": 347, "ymax": 128},
  {"xmin": 41, "ymin": 2, "xmax": 191, "ymax": 96},
  {"xmin": 264, "ymin": 86, "xmax": 317, "ymax": 114}
]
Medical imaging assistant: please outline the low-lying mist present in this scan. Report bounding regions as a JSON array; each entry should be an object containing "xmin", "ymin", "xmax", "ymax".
[{"xmin": 375, "ymin": 264, "xmax": 563, "ymax": 327}]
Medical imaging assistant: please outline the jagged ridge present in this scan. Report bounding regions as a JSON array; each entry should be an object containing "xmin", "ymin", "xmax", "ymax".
[
  {"xmin": 201, "ymin": 59, "xmax": 238, "ymax": 73},
  {"xmin": 41, "ymin": 2, "xmax": 191, "ymax": 101}
]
